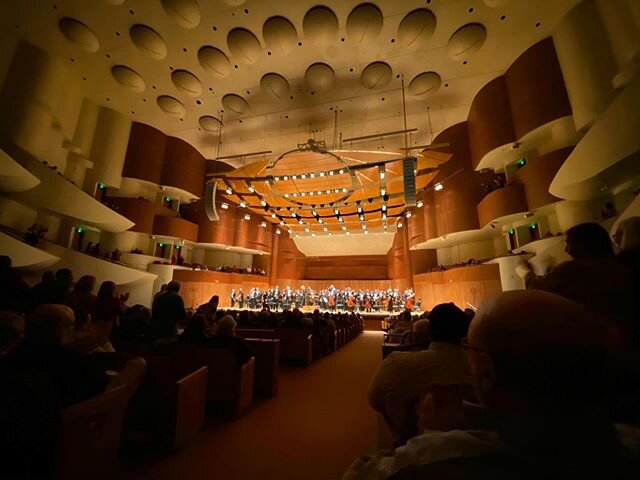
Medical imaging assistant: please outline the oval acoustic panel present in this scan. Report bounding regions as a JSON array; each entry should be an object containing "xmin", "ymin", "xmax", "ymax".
[
  {"xmin": 227, "ymin": 28, "xmax": 262, "ymax": 64},
  {"xmin": 305, "ymin": 63, "xmax": 335, "ymax": 92},
  {"xmin": 198, "ymin": 46, "xmax": 232, "ymax": 77},
  {"xmin": 199, "ymin": 115, "xmax": 223, "ymax": 131},
  {"xmin": 263, "ymin": 16, "xmax": 298, "ymax": 55},
  {"xmin": 303, "ymin": 6, "xmax": 339, "ymax": 44},
  {"xmin": 347, "ymin": 3, "xmax": 383, "ymax": 44},
  {"xmin": 171, "ymin": 69, "xmax": 202, "ymax": 96},
  {"xmin": 129, "ymin": 24, "xmax": 167, "ymax": 59},
  {"xmin": 408, "ymin": 71, "xmax": 441, "ymax": 96},
  {"xmin": 483, "ymin": 0, "xmax": 510, "ymax": 7},
  {"xmin": 261, "ymin": 73, "xmax": 290, "ymax": 99},
  {"xmin": 222, "ymin": 93, "xmax": 249, "ymax": 114},
  {"xmin": 447, "ymin": 23, "xmax": 487, "ymax": 61},
  {"xmin": 111, "ymin": 65, "xmax": 145, "ymax": 91},
  {"xmin": 59, "ymin": 17, "xmax": 100, "ymax": 52},
  {"xmin": 361, "ymin": 61, "xmax": 392, "ymax": 89},
  {"xmin": 397, "ymin": 9, "xmax": 436, "ymax": 49},
  {"xmin": 157, "ymin": 95, "xmax": 186, "ymax": 117},
  {"xmin": 161, "ymin": 0, "xmax": 201, "ymax": 29}
]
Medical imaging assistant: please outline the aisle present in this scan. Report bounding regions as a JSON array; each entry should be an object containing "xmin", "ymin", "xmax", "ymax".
[{"xmin": 128, "ymin": 331, "xmax": 383, "ymax": 480}]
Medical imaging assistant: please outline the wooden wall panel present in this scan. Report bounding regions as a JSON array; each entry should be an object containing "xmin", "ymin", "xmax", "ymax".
[
  {"xmin": 153, "ymin": 216, "xmax": 199, "ymax": 243},
  {"xmin": 387, "ymin": 230, "xmax": 406, "ymax": 281},
  {"xmin": 122, "ymin": 122, "xmax": 166, "ymax": 185},
  {"xmin": 476, "ymin": 183, "xmax": 528, "ymax": 227},
  {"xmin": 161, "ymin": 136, "xmax": 206, "ymax": 197},
  {"xmin": 303, "ymin": 255, "xmax": 388, "ymax": 280},
  {"xmin": 181, "ymin": 200, "xmax": 238, "ymax": 245},
  {"xmin": 407, "ymin": 207, "xmax": 426, "ymax": 248},
  {"xmin": 106, "ymin": 197, "xmax": 156, "ymax": 234},
  {"xmin": 468, "ymin": 76, "xmax": 516, "ymax": 169},
  {"xmin": 274, "ymin": 234, "xmax": 305, "ymax": 280},
  {"xmin": 234, "ymin": 215, "xmax": 273, "ymax": 253},
  {"xmin": 431, "ymin": 123, "xmax": 481, "ymax": 236},
  {"xmin": 413, "ymin": 264, "xmax": 502, "ymax": 311},
  {"xmin": 173, "ymin": 270, "xmax": 269, "ymax": 308},
  {"xmin": 505, "ymin": 37, "xmax": 572, "ymax": 139},
  {"xmin": 410, "ymin": 249, "xmax": 437, "ymax": 276},
  {"xmin": 510, "ymin": 147, "xmax": 571, "ymax": 210}
]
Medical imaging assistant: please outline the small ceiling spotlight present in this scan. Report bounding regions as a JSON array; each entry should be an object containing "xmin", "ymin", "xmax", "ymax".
[
  {"xmin": 311, "ymin": 233, "xmax": 316, "ymax": 237},
  {"xmin": 260, "ymin": 199, "xmax": 267, "ymax": 206},
  {"xmin": 362, "ymin": 224, "xmax": 367, "ymax": 230},
  {"xmin": 310, "ymin": 173, "xmax": 315, "ymax": 178},
  {"xmin": 292, "ymin": 175, "xmax": 297, "ymax": 180},
  {"xmin": 283, "ymin": 175, "xmax": 289, "ymax": 180},
  {"xmin": 434, "ymin": 182, "xmax": 443, "ymax": 191},
  {"xmin": 291, "ymin": 212, "xmax": 297, "ymax": 217},
  {"xmin": 342, "ymin": 226, "xmax": 347, "ymax": 231},
  {"xmin": 339, "ymin": 169, "xmax": 344, "ymax": 174},
  {"xmin": 225, "ymin": 187, "xmax": 233, "ymax": 195},
  {"xmin": 279, "ymin": 220, "xmax": 285, "ymax": 225},
  {"xmin": 319, "ymin": 171, "xmax": 325, "ymax": 176},
  {"xmin": 357, "ymin": 206, "xmax": 363, "ymax": 213},
  {"xmin": 416, "ymin": 200, "xmax": 424, "ymax": 208},
  {"xmin": 260, "ymin": 221, "xmax": 267, "ymax": 228},
  {"xmin": 342, "ymin": 187, "xmax": 348, "ymax": 193},
  {"xmin": 220, "ymin": 202, "xmax": 229, "ymax": 209},
  {"xmin": 379, "ymin": 165, "xmax": 385, "ymax": 179},
  {"xmin": 284, "ymin": 193, "xmax": 289, "ymax": 198},
  {"xmin": 346, "ymin": 231, "xmax": 351, "ymax": 236},
  {"xmin": 298, "ymin": 219, "xmax": 304, "ymax": 225},
  {"xmin": 398, "ymin": 222, "xmax": 403, "ymax": 228},
  {"xmin": 405, "ymin": 211, "xmax": 412, "ymax": 218},
  {"xmin": 382, "ymin": 213, "xmax": 387, "ymax": 219},
  {"xmin": 271, "ymin": 212, "xmax": 277, "ymax": 218},
  {"xmin": 329, "ymin": 170, "xmax": 334, "ymax": 176},
  {"xmin": 323, "ymin": 227, "xmax": 328, "ymax": 232},
  {"xmin": 312, "ymin": 210, "xmax": 318, "ymax": 216},
  {"xmin": 380, "ymin": 188, "xmax": 386, "ymax": 196},
  {"xmin": 338, "ymin": 217, "xmax": 344, "ymax": 223},
  {"xmin": 301, "ymin": 174, "xmax": 307, "ymax": 179},
  {"xmin": 334, "ymin": 208, "xmax": 340, "ymax": 215},
  {"xmin": 328, "ymin": 232, "xmax": 332, "ymax": 236},
  {"xmin": 239, "ymin": 201, "xmax": 246, "ymax": 208},
  {"xmin": 244, "ymin": 214, "xmax": 251, "ymax": 221},
  {"xmin": 364, "ymin": 230, "xmax": 369, "ymax": 235},
  {"xmin": 382, "ymin": 204, "xmax": 387, "ymax": 212},
  {"xmin": 248, "ymin": 186, "xmax": 255, "ymax": 193},
  {"xmin": 276, "ymin": 229, "xmax": 282, "ymax": 235},
  {"xmin": 305, "ymin": 227, "xmax": 310, "ymax": 232},
  {"xmin": 318, "ymin": 218, "xmax": 324, "ymax": 224}
]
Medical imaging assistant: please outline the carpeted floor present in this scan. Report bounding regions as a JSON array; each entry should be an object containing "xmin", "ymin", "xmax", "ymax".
[{"xmin": 127, "ymin": 331, "xmax": 383, "ymax": 480}]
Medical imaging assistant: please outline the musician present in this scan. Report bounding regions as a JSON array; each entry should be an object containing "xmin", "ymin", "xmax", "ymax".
[
  {"xmin": 238, "ymin": 288, "xmax": 244, "ymax": 309},
  {"xmin": 364, "ymin": 295, "xmax": 372, "ymax": 312},
  {"xmin": 230, "ymin": 288, "xmax": 236, "ymax": 308},
  {"xmin": 328, "ymin": 291, "xmax": 336, "ymax": 311}
]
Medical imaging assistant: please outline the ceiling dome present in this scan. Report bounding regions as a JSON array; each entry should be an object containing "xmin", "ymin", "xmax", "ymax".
[
  {"xmin": 408, "ymin": 71, "xmax": 441, "ymax": 96},
  {"xmin": 397, "ymin": 9, "xmax": 436, "ymax": 49},
  {"xmin": 347, "ymin": 3, "xmax": 383, "ymax": 44},
  {"xmin": 199, "ymin": 115, "xmax": 223, "ymax": 131},
  {"xmin": 58, "ymin": 17, "xmax": 100, "ymax": 52},
  {"xmin": 305, "ymin": 63, "xmax": 335, "ymax": 92},
  {"xmin": 227, "ymin": 28, "xmax": 262, "ymax": 64},
  {"xmin": 161, "ymin": 0, "xmax": 200, "ymax": 29},
  {"xmin": 361, "ymin": 62, "xmax": 392, "ymax": 89},
  {"xmin": 129, "ymin": 24, "xmax": 167, "ymax": 59},
  {"xmin": 171, "ymin": 69, "xmax": 202, "ymax": 96},
  {"xmin": 263, "ymin": 16, "xmax": 298, "ymax": 55},
  {"xmin": 198, "ymin": 46, "xmax": 232, "ymax": 77},
  {"xmin": 157, "ymin": 95, "xmax": 186, "ymax": 117},
  {"xmin": 111, "ymin": 65, "xmax": 145, "ymax": 91},
  {"xmin": 222, "ymin": 93, "xmax": 249, "ymax": 114},
  {"xmin": 261, "ymin": 73, "xmax": 290, "ymax": 99},
  {"xmin": 447, "ymin": 23, "xmax": 487, "ymax": 61},
  {"xmin": 303, "ymin": 6, "xmax": 339, "ymax": 44}
]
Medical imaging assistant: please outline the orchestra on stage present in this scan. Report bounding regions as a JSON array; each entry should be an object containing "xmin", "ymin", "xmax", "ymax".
[{"xmin": 229, "ymin": 286, "xmax": 420, "ymax": 312}]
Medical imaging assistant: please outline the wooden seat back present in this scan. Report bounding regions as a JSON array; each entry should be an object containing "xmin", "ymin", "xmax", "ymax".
[
  {"xmin": 276, "ymin": 327, "xmax": 313, "ymax": 366},
  {"xmin": 244, "ymin": 338, "xmax": 280, "ymax": 397},
  {"xmin": 173, "ymin": 366, "xmax": 208, "ymax": 449}
]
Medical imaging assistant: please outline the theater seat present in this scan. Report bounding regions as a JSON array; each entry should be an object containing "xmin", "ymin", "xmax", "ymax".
[
  {"xmin": 277, "ymin": 327, "xmax": 313, "ymax": 366},
  {"xmin": 56, "ymin": 385, "xmax": 130, "ymax": 480}
]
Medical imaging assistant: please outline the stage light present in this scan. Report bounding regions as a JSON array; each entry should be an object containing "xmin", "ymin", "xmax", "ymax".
[
  {"xmin": 342, "ymin": 226, "xmax": 347, "ymax": 231},
  {"xmin": 305, "ymin": 227, "xmax": 310, "ymax": 232},
  {"xmin": 274, "ymin": 176, "xmax": 280, "ymax": 181},
  {"xmin": 271, "ymin": 212, "xmax": 277, "ymax": 218},
  {"xmin": 346, "ymin": 231, "xmax": 351, "ymax": 235},
  {"xmin": 362, "ymin": 224, "xmax": 367, "ymax": 229},
  {"xmin": 325, "ymin": 190, "xmax": 331, "ymax": 194},
  {"xmin": 380, "ymin": 188, "xmax": 386, "ymax": 196},
  {"xmin": 342, "ymin": 187, "xmax": 348, "ymax": 193},
  {"xmin": 382, "ymin": 213, "xmax": 387, "ymax": 219},
  {"xmin": 417, "ymin": 200, "xmax": 424, "ymax": 208},
  {"xmin": 292, "ymin": 193, "xmax": 298, "ymax": 197},
  {"xmin": 359, "ymin": 214, "xmax": 365, "ymax": 221},
  {"xmin": 320, "ymin": 171, "xmax": 325, "ymax": 176},
  {"xmin": 323, "ymin": 227, "xmax": 328, "ymax": 232},
  {"xmin": 309, "ymin": 191, "xmax": 314, "ymax": 196},
  {"xmin": 221, "ymin": 202, "xmax": 229, "ymax": 209},
  {"xmin": 334, "ymin": 208, "xmax": 340, "ymax": 215},
  {"xmin": 260, "ymin": 199, "xmax": 267, "ymax": 206},
  {"xmin": 310, "ymin": 173, "xmax": 315, "ymax": 178},
  {"xmin": 318, "ymin": 218, "xmax": 323, "ymax": 224},
  {"xmin": 292, "ymin": 175, "xmax": 297, "ymax": 180},
  {"xmin": 338, "ymin": 217, "xmax": 344, "ymax": 223},
  {"xmin": 382, "ymin": 204, "xmax": 387, "ymax": 212},
  {"xmin": 312, "ymin": 210, "xmax": 317, "ymax": 216},
  {"xmin": 328, "ymin": 232, "xmax": 332, "ymax": 236},
  {"xmin": 397, "ymin": 222, "xmax": 403, "ymax": 228},
  {"xmin": 301, "ymin": 192, "xmax": 306, "ymax": 196},
  {"xmin": 434, "ymin": 182, "xmax": 443, "ymax": 191},
  {"xmin": 299, "ymin": 219, "xmax": 304, "ymax": 225},
  {"xmin": 248, "ymin": 186, "xmax": 255, "ymax": 193},
  {"xmin": 334, "ymin": 189, "xmax": 340, "ymax": 193},
  {"xmin": 244, "ymin": 214, "xmax": 251, "ymax": 221},
  {"xmin": 283, "ymin": 175, "xmax": 289, "ymax": 180},
  {"xmin": 405, "ymin": 211, "xmax": 412, "ymax": 218},
  {"xmin": 260, "ymin": 221, "xmax": 267, "ymax": 228},
  {"xmin": 225, "ymin": 187, "xmax": 233, "ymax": 195},
  {"xmin": 280, "ymin": 220, "xmax": 285, "ymax": 225},
  {"xmin": 284, "ymin": 193, "xmax": 289, "ymax": 198},
  {"xmin": 311, "ymin": 233, "xmax": 316, "ymax": 237},
  {"xmin": 357, "ymin": 206, "xmax": 363, "ymax": 213},
  {"xmin": 329, "ymin": 171, "xmax": 334, "ymax": 176},
  {"xmin": 364, "ymin": 230, "xmax": 368, "ymax": 234},
  {"xmin": 301, "ymin": 174, "xmax": 307, "ymax": 179},
  {"xmin": 276, "ymin": 229, "xmax": 282, "ymax": 235},
  {"xmin": 240, "ymin": 201, "xmax": 246, "ymax": 208},
  {"xmin": 291, "ymin": 212, "xmax": 297, "ymax": 217},
  {"xmin": 317, "ymin": 191, "xmax": 322, "ymax": 195},
  {"xmin": 339, "ymin": 169, "xmax": 344, "ymax": 174}
]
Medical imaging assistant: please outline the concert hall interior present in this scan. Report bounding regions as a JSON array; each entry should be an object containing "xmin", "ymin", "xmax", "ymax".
[{"xmin": 1, "ymin": 0, "xmax": 640, "ymax": 479}]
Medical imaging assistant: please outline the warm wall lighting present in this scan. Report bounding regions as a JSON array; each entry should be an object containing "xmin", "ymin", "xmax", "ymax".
[{"xmin": 434, "ymin": 182, "xmax": 443, "ymax": 191}]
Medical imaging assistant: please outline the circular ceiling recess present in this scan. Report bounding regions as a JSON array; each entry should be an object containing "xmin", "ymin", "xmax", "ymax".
[
  {"xmin": 161, "ymin": 0, "xmax": 200, "ymax": 29},
  {"xmin": 58, "ymin": 17, "xmax": 100, "ymax": 52},
  {"xmin": 103, "ymin": 0, "xmax": 126, "ymax": 5},
  {"xmin": 408, "ymin": 71, "xmax": 442, "ymax": 96},
  {"xmin": 157, "ymin": 95, "xmax": 186, "ymax": 117},
  {"xmin": 129, "ymin": 24, "xmax": 167, "ymax": 59},
  {"xmin": 361, "ymin": 62, "xmax": 392, "ymax": 89},
  {"xmin": 222, "ymin": 93, "xmax": 249, "ymax": 114},
  {"xmin": 305, "ymin": 63, "xmax": 335, "ymax": 92},
  {"xmin": 263, "ymin": 16, "xmax": 298, "ymax": 55},
  {"xmin": 447, "ymin": 23, "xmax": 487, "ymax": 61},
  {"xmin": 171, "ymin": 69, "xmax": 202, "ymax": 96},
  {"xmin": 397, "ymin": 9, "xmax": 436, "ymax": 49},
  {"xmin": 347, "ymin": 3, "xmax": 383, "ymax": 44},
  {"xmin": 261, "ymin": 73, "xmax": 290, "ymax": 99},
  {"xmin": 482, "ymin": 0, "xmax": 510, "ymax": 7},
  {"xmin": 198, "ymin": 46, "xmax": 232, "ymax": 77},
  {"xmin": 227, "ymin": 28, "xmax": 262, "ymax": 64},
  {"xmin": 111, "ymin": 65, "xmax": 145, "ymax": 91},
  {"xmin": 303, "ymin": 6, "xmax": 339, "ymax": 44},
  {"xmin": 199, "ymin": 115, "xmax": 223, "ymax": 131}
]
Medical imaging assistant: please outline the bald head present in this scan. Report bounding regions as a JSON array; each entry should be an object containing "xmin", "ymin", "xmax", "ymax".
[
  {"xmin": 26, "ymin": 304, "xmax": 75, "ymax": 346},
  {"xmin": 469, "ymin": 290, "xmax": 612, "ymax": 406}
]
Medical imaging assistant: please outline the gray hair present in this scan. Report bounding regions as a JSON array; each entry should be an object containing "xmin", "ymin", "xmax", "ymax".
[
  {"xmin": 216, "ymin": 314, "xmax": 237, "ymax": 337},
  {"xmin": 26, "ymin": 304, "xmax": 75, "ymax": 346}
]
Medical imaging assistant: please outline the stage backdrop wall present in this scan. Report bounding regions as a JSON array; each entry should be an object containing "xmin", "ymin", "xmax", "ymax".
[
  {"xmin": 413, "ymin": 264, "xmax": 502, "ymax": 311},
  {"xmin": 173, "ymin": 270, "xmax": 269, "ymax": 309}
]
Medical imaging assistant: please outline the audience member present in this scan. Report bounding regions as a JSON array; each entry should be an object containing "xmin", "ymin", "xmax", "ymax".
[
  {"xmin": 0, "ymin": 311, "xmax": 24, "ymax": 355},
  {"xmin": 63, "ymin": 274, "xmax": 97, "ymax": 321},
  {"xmin": 111, "ymin": 305, "xmax": 150, "ymax": 344},
  {"xmin": 368, "ymin": 303, "xmax": 471, "ymax": 443},
  {"xmin": 0, "ymin": 255, "xmax": 31, "ymax": 312},
  {"xmin": 345, "ymin": 291, "xmax": 636, "ymax": 480},
  {"xmin": 389, "ymin": 310, "xmax": 413, "ymax": 334},
  {"xmin": 207, "ymin": 314, "xmax": 252, "ymax": 365},
  {"xmin": 179, "ymin": 314, "xmax": 208, "ymax": 345},
  {"xmin": 150, "ymin": 280, "xmax": 185, "ymax": 341}
]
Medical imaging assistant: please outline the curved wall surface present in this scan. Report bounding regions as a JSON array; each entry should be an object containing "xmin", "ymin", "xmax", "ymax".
[
  {"xmin": 477, "ymin": 183, "xmax": 528, "ymax": 227},
  {"xmin": 510, "ymin": 148, "xmax": 571, "ymax": 209},
  {"xmin": 152, "ymin": 215, "xmax": 199, "ymax": 243},
  {"xmin": 106, "ymin": 197, "xmax": 157, "ymax": 234},
  {"xmin": 162, "ymin": 136, "xmax": 206, "ymax": 197},
  {"xmin": 122, "ymin": 122, "xmax": 166, "ymax": 185},
  {"xmin": 505, "ymin": 38, "xmax": 572, "ymax": 139},
  {"xmin": 468, "ymin": 76, "xmax": 516, "ymax": 169}
]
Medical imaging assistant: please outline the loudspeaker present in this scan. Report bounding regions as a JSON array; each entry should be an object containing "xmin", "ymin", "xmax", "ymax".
[
  {"xmin": 403, "ymin": 156, "xmax": 417, "ymax": 207},
  {"xmin": 204, "ymin": 180, "xmax": 219, "ymax": 221}
]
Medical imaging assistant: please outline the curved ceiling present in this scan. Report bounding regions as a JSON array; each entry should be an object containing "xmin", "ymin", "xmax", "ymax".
[{"xmin": 0, "ymin": 0, "xmax": 580, "ymax": 167}]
